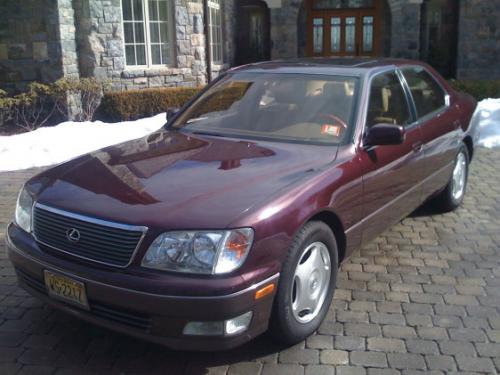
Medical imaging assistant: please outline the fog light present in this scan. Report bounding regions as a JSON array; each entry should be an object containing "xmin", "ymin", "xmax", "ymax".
[
  {"xmin": 224, "ymin": 311, "xmax": 253, "ymax": 336},
  {"xmin": 183, "ymin": 321, "xmax": 224, "ymax": 336},
  {"xmin": 183, "ymin": 311, "xmax": 253, "ymax": 337}
]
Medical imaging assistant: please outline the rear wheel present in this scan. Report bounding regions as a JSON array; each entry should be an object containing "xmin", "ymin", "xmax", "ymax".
[
  {"xmin": 434, "ymin": 143, "xmax": 470, "ymax": 212},
  {"xmin": 270, "ymin": 221, "xmax": 338, "ymax": 345}
]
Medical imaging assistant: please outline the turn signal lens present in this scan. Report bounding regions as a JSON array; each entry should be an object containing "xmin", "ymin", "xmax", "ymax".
[
  {"xmin": 255, "ymin": 284, "xmax": 275, "ymax": 300},
  {"xmin": 214, "ymin": 228, "xmax": 254, "ymax": 274}
]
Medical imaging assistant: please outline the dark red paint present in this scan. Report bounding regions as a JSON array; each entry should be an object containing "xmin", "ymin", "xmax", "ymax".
[{"xmin": 7, "ymin": 58, "xmax": 477, "ymax": 350}]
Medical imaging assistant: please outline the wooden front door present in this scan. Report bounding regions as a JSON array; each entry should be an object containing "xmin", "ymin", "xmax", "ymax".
[
  {"xmin": 236, "ymin": 0, "xmax": 271, "ymax": 66},
  {"xmin": 306, "ymin": 0, "xmax": 381, "ymax": 57}
]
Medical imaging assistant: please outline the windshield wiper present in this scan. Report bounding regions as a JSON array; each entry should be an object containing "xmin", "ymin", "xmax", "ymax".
[{"xmin": 189, "ymin": 130, "xmax": 226, "ymax": 138}]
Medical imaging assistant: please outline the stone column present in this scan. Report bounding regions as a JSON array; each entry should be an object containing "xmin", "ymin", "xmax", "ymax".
[
  {"xmin": 456, "ymin": 0, "xmax": 500, "ymax": 79},
  {"xmin": 388, "ymin": 0, "xmax": 423, "ymax": 59},
  {"xmin": 57, "ymin": 0, "xmax": 80, "ymax": 79},
  {"xmin": 57, "ymin": 0, "xmax": 82, "ymax": 120},
  {"xmin": 269, "ymin": 0, "xmax": 302, "ymax": 59}
]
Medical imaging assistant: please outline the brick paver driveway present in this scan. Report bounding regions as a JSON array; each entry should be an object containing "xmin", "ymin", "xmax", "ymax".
[{"xmin": 1, "ymin": 148, "xmax": 499, "ymax": 375}]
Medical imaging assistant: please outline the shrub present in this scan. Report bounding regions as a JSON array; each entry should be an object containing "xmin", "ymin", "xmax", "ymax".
[
  {"xmin": 0, "ymin": 90, "xmax": 15, "ymax": 129},
  {"xmin": 53, "ymin": 77, "xmax": 107, "ymax": 122},
  {"xmin": 99, "ymin": 87, "xmax": 201, "ymax": 122},
  {"xmin": 13, "ymin": 82, "xmax": 58, "ymax": 131},
  {"xmin": 449, "ymin": 79, "xmax": 500, "ymax": 101}
]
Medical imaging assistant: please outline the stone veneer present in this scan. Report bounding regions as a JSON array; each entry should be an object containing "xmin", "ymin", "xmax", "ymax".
[
  {"xmin": 0, "ymin": 0, "xmax": 235, "ymax": 94},
  {"xmin": 457, "ymin": 0, "xmax": 500, "ymax": 80},
  {"xmin": 1, "ymin": 0, "xmax": 499, "ymax": 99},
  {"xmin": 74, "ymin": 0, "xmax": 208, "ymax": 90},
  {"xmin": 0, "ymin": 0, "xmax": 78, "ymax": 92}
]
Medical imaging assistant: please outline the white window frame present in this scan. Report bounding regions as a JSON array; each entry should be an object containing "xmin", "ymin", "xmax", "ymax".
[
  {"xmin": 121, "ymin": 0, "xmax": 175, "ymax": 69},
  {"xmin": 208, "ymin": 0, "xmax": 223, "ymax": 65}
]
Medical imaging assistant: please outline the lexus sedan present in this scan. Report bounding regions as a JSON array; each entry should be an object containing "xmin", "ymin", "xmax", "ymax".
[{"xmin": 7, "ymin": 58, "xmax": 477, "ymax": 350}]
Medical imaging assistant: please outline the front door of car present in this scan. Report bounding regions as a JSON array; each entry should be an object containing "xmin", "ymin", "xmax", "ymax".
[
  {"xmin": 399, "ymin": 66, "xmax": 462, "ymax": 199},
  {"xmin": 358, "ymin": 70, "xmax": 425, "ymax": 244}
]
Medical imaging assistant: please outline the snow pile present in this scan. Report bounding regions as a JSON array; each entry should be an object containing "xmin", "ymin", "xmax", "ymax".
[
  {"xmin": 472, "ymin": 98, "xmax": 500, "ymax": 149},
  {"xmin": 0, "ymin": 97, "xmax": 499, "ymax": 173},
  {"xmin": 0, "ymin": 113, "xmax": 167, "ymax": 172}
]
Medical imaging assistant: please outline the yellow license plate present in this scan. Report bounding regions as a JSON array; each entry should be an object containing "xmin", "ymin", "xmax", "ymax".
[{"xmin": 44, "ymin": 270, "xmax": 89, "ymax": 310}]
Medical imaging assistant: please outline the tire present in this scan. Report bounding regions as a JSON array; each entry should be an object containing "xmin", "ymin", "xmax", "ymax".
[
  {"xmin": 270, "ymin": 221, "xmax": 339, "ymax": 345},
  {"xmin": 434, "ymin": 143, "xmax": 470, "ymax": 212}
]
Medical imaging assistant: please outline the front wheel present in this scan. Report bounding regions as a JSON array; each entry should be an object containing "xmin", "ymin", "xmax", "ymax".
[
  {"xmin": 270, "ymin": 221, "xmax": 338, "ymax": 345},
  {"xmin": 435, "ymin": 143, "xmax": 470, "ymax": 212}
]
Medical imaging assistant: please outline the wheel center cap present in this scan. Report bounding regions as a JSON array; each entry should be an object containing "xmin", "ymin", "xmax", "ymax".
[{"xmin": 310, "ymin": 277, "xmax": 319, "ymax": 291}]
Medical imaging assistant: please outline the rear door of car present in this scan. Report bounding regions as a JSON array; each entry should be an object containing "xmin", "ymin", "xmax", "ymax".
[
  {"xmin": 357, "ymin": 68, "xmax": 425, "ymax": 245},
  {"xmin": 398, "ymin": 66, "xmax": 462, "ymax": 199}
]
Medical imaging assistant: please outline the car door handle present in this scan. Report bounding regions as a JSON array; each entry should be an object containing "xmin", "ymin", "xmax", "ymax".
[{"xmin": 412, "ymin": 142, "xmax": 423, "ymax": 153}]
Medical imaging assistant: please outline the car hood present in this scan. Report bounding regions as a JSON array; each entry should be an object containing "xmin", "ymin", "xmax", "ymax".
[{"xmin": 32, "ymin": 130, "xmax": 338, "ymax": 230}]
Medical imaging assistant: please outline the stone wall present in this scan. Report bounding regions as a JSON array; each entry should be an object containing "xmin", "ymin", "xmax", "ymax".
[
  {"xmin": 387, "ymin": 0, "xmax": 422, "ymax": 59},
  {"xmin": 457, "ymin": 0, "xmax": 500, "ymax": 79},
  {"xmin": 74, "ymin": 0, "xmax": 209, "ymax": 90},
  {"xmin": 0, "ymin": 0, "xmax": 70, "ymax": 92},
  {"xmin": 269, "ymin": 0, "xmax": 302, "ymax": 59}
]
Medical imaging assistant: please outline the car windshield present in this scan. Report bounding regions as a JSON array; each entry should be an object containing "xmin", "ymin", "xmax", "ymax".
[{"xmin": 171, "ymin": 73, "xmax": 359, "ymax": 144}]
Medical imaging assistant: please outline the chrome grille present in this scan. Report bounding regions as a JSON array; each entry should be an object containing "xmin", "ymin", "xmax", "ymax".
[{"xmin": 33, "ymin": 204, "xmax": 147, "ymax": 267}]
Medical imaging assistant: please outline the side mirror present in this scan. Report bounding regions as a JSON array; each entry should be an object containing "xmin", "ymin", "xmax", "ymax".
[
  {"xmin": 166, "ymin": 107, "xmax": 180, "ymax": 121},
  {"xmin": 364, "ymin": 123, "xmax": 405, "ymax": 147}
]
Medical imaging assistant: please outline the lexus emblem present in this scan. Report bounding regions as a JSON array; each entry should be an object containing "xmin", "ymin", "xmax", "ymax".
[{"xmin": 66, "ymin": 228, "xmax": 81, "ymax": 243}]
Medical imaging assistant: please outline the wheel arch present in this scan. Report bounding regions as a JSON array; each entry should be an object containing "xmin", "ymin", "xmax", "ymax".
[
  {"xmin": 463, "ymin": 135, "xmax": 474, "ymax": 161},
  {"xmin": 308, "ymin": 210, "xmax": 347, "ymax": 263}
]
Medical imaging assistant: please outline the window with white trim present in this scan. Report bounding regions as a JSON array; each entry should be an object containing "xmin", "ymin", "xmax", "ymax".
[
  {"xmin": 122, "ymin": 0, "xmax": 173, "ymax": 67},
  {"xmin": 208, "ymin": 0, "xmax": 223, "ymax": 64}
]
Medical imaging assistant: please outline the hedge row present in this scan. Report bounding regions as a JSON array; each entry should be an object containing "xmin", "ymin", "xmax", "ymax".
[
  {"xmin": 98, "ymin": 87, "xmax": 201, "ymax": 122},
  {"xmin": 448, "ymin": 79, "xmax": 500, "ymax": 102},
  {"xmin": 96, "ymin": 80, "xmax": 500, "ymax": 122}
]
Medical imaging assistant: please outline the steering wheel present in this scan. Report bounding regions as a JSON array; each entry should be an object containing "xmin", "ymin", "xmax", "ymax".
[{"xmin": 315, "ymin": 113, "xmax": 348, "ymax": 131}]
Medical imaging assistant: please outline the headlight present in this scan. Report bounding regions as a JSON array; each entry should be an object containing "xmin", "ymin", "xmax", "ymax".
[
  {"xmin": 142, "ymin": 228, "xmax": 254, "ymax": 275},
  {"xmin": 15, "ymin": 187, "xmax": 33, "ymax": 233}
]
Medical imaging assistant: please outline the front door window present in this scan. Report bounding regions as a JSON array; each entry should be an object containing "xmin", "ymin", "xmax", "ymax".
[
  {"xmin": 367, "ymin": 71, "xmax": 412, "ymax": 128},
  {"xmin": 313, "ymin": 18, "xmax": 325, "ymax": 54},
  {"xmin": 345, "ymin": 17, "xmax": 357, "ymax": 53},
  {"xmin": 362, "ymin": 16, "xmax": 374, "ymax": 52},
  {"xmin": 330, "ymin": 17, "xmax": 341, "ymax": 53},
  {"xmin": 307, "ymin": 0, "xmax": 380, "ymax": 57}
]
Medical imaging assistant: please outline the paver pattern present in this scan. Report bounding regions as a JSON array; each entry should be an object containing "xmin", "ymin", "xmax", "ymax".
[{"xmin": 0, "ymin": 148, "xmax": 499, "ymax": 375}]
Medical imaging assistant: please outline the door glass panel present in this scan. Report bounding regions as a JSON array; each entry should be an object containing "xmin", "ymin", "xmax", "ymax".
[
  {"xmin": 313, "ymin": 18, "xmax": 324, "ymax": 54},
  {"xmin": 362, "ymin": 16, "xmax": 374, "ymax": 52},
  {"xmin": 314, "ymin": 0, "xmax": 374, "ymax": 9},
  {"xmin": 367, "ymin": 72, "xmax": 412, "ymax": 128},
  {"xmin": 401, "ymin": 67, "xmax": 446, "ymax": 118},
  {"xmin": 345, "ymin": 17, "xmax": 356, "ymax": 53},
  {"xmin": 250, "ymin": 13, "xmax": 264, "ymax": 57},
  {"xmin": 330, "ymin": 17, "xmax": 341, "ymax": 53}
]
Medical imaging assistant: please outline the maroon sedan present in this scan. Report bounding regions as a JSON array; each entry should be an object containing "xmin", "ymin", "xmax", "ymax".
[{"xmin": 7, "ymin": 58, "xmax": 477, "ymax": 350}]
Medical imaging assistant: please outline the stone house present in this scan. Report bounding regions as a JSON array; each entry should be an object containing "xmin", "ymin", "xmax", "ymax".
[{"xmin": 0, "ymin": 0, "xmax": 499, "ymax": 94}]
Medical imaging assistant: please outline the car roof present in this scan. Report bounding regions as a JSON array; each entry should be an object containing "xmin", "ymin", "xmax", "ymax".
[{"xmin": 230, "ymin": 57, "xmax": 420, "ymax": 76}]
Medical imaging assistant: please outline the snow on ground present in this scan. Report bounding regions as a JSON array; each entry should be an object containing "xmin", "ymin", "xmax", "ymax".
[
  {"xmin": 0, "ymin": 98, "xmax": 499, "ymax": 172},
  {"xmin": 472, "ymin": 98, "xmax": 500, "ymax": 149},
  {"xmin": 0, "ymin": 113, "xmax": 167, "ymax": 172}
]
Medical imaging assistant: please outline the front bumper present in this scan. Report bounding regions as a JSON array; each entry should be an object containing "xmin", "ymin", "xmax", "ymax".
[{"xmin": 6, "ymin": 223, "xmax": 278, "ymax": 351}]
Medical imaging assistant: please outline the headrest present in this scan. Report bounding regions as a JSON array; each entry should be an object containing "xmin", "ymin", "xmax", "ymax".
[{"xmin": 323, "ymin": 82, "xmax": 347, "ymax": 100}]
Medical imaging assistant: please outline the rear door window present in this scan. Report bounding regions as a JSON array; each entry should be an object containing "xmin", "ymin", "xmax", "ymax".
[{"xmin": 401, "ymin": 67, "xmax": 446, "ymax": 118}]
